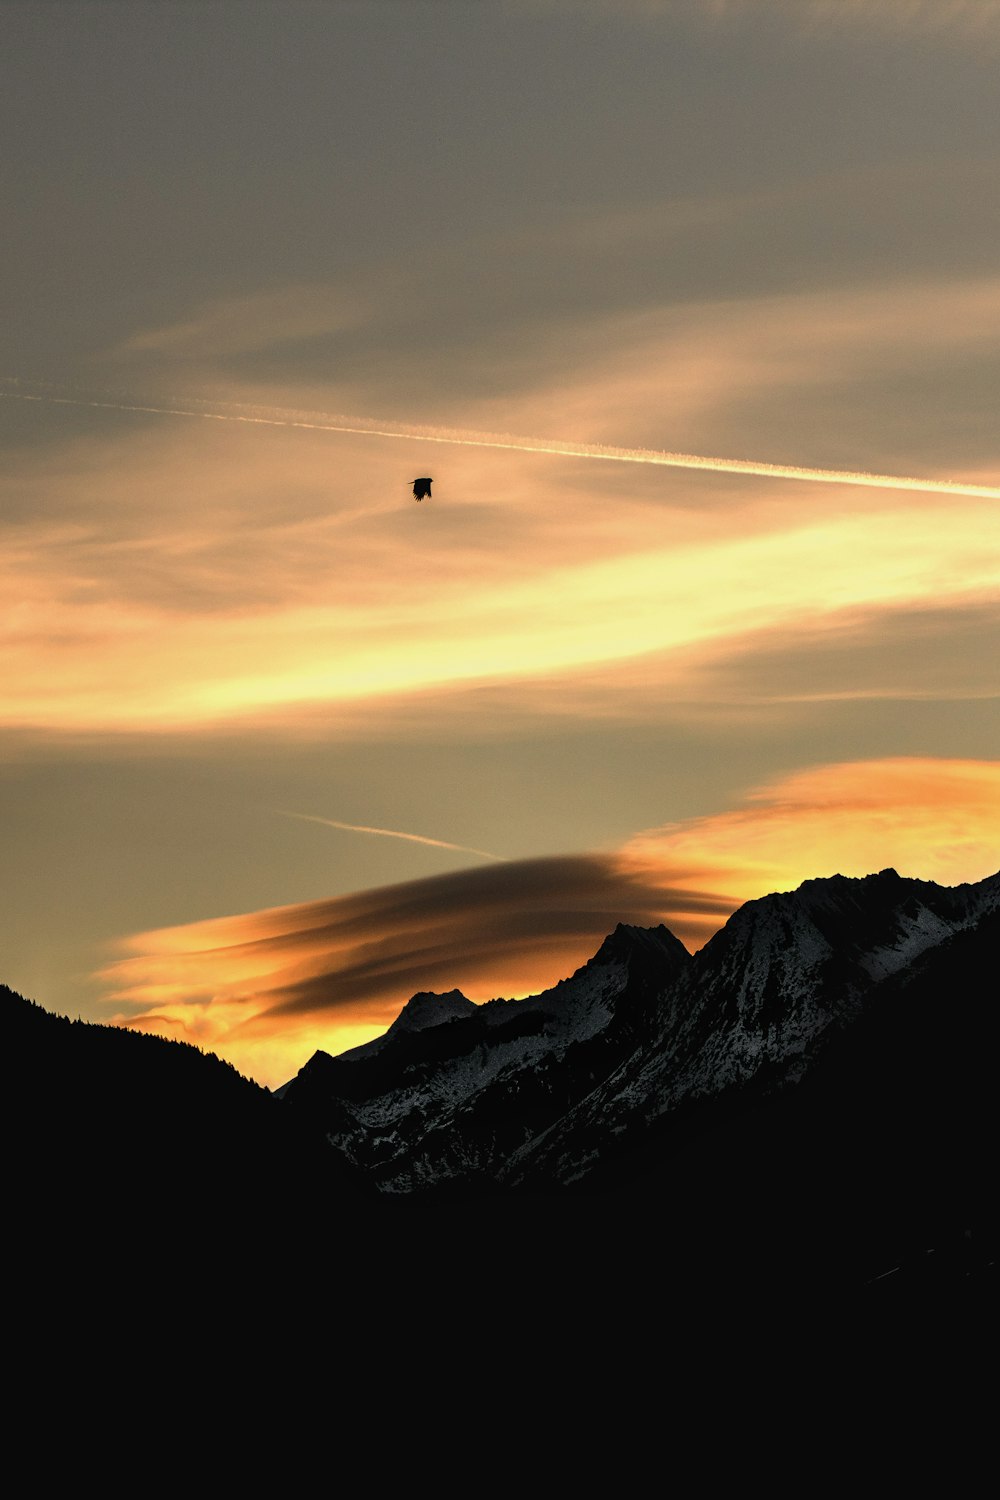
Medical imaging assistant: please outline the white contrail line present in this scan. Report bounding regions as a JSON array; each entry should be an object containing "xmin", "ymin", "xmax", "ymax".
[
  {"xmin": 281, "ymin": 810, "xmax": 506, "ymax": 862},
  {"xmin": 2, "ymin": 380, "xmax": 998, "ymax": 499}
]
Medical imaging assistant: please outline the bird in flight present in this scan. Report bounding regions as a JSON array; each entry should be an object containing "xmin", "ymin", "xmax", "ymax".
[{"xmin": 411, "ymin": 477, "xmax": 433, "ymax": 501}]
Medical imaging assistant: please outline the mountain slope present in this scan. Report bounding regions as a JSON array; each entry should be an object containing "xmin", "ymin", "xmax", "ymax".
[
  {"xmin": 280, "ymin": 869, "xmax": 999, "ymax": 1207},
  {"xmin": 4, "ymin": 984, "xmax": 368, "ymax": 1256},
  {"xmin": 507, "ymin": 868, "xmax": 1000, "ymax": 1186},
  {"xmin": 542, "ymin": 902, "xmax": 1000, "ymax": 1295},
  {"xmin": 7, "ymin": 867, "xmax": 995, "ymax": 1305},
  {"xmin": 279, "ymin": 922, "xmax": 690, "ymax": 1191}
]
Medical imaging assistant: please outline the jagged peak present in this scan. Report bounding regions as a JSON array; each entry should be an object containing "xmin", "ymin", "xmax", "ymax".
[
  {"xmin": 591, "ymin": 921, "xmax": 691, "ymax": 966},
  {"xmin": 697, "ymin": 867, "xmax": 1000, "ymax": 974},
  {"xmin": 793, "ymin": 868, "xmax": 901, "ymax": 896},
  {"xmin": 388, "ymin": 989, "xmax": 476, "ymax": 1035}
]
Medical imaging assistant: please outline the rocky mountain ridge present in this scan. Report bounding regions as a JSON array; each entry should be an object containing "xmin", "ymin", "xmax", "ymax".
[
  {"xmin": 279, "ymin": 868, "xmax": 1000, "ymax": 1196},
  {"xmin": 280, "ymin": 920, "xmax": 689, "ymax": 1189}
]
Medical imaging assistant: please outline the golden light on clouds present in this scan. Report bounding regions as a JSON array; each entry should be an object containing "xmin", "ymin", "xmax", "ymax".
[
  {"xmin": 5, "ymin": 0, "xmax": 1000, "ymax": 1139},
  {"xmin": 102, "ymin": 853, "xmax": 728, "ymax": 1087},
  {"xmin": 4, "ymin": 263, "xmax": 998, "ymax": 751},
  {"xmin": 2, "ymin": 413, "xmax": 997, "ymax": 736},
  {"xmin": 4, "ymin": 264, "xmax": 1000, "ymax": 739},
  {"xmin": 623, "ymin": 756, "xmax": 1000, "ymax": 903},
  {"xmin": 101, "ymin": 758, "xmax": 1000, "ymax": 1087}
]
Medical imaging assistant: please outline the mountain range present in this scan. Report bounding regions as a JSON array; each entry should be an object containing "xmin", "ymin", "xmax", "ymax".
[{"xmin": 7, "ymin": 868, "xmax": 997, "ymax": 1306}]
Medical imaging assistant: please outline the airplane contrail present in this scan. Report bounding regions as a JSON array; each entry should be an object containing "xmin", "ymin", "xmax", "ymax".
[
  {"xmin": 281, "ymin": 810, "xmax": 506, "ymax": 862},
  {"xmin": 2, "ymin": 378, "xmax": 998, "ymax": 499}
]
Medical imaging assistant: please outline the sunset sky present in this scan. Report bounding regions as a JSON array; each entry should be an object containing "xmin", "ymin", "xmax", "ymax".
[{"xmin": 3, "ymin": 0, "xmax": 999, "ymax": 1087}]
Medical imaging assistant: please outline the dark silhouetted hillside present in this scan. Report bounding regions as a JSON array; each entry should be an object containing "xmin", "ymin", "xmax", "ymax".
[
  {"xmin": 4, "ymin": 985, "xmax": 368, "ymax": 1269},
  {"xmin": 7, "ymin": 869, "xmax": 997, "ymax": 1313}
]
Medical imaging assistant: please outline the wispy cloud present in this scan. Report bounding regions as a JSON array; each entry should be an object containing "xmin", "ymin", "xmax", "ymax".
[
  {"xmin": 534, "ymin": 0, "xmax": 1000, "ymax": 44},
  {"xmin": 281, "ymin": 810, "xmax": 505, "ymax": 862},
  {"xmin": 4, "ymin": 267, "xmax": 998, "ymax": 745},
  {"xmin": 113, "ymin": 283, "xmax": 374, "ymax": 361},
  {"xmin": 102, "ymin": 854, "xmax": 730, "ymax": 1085},
  {"xmin": 4, "ymin": 481, "xmax": 997, "ymax": 735}
]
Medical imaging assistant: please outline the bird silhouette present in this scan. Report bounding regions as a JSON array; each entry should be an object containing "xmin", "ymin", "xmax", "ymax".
[{"xmin": 411, "ymin": 477, "xmax": 433, "ymax": 501}]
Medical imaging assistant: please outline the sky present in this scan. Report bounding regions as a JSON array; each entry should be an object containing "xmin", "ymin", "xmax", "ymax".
[{"xmin": 2, "ymin": 0, "xmax": 999, "ymax": 1087}]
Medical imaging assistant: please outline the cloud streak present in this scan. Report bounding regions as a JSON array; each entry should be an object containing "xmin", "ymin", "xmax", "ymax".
[
  {"xmin": 3, "ymin": 381, "xmax": 997, "ymax": 498},
  {"xmin": 2, "ymin": 421, "xmax": 997, "ymax": 739},
  {"xmin": 103, "ymin": 853, "xmax": 732, "ymax": 1084},
  {"xmin": 281, "ymin": 810, "xmax": 505, "ymax": 862}
]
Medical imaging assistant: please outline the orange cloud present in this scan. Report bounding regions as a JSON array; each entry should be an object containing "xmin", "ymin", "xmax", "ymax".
[
  {"xmin": 623, "ymin": 756, "xmax": 1000, "ymax": 900},
  {"xmin": 2, "ymin": 410, "xmax": 997, "ymax": 737},
  {"xmin": 5, "ymin": 253, "xmax": 1000, "ymax": 748},
  {"xmin": 101, "ymin": 854, "xmax": 733, "ymax": 1087}
]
